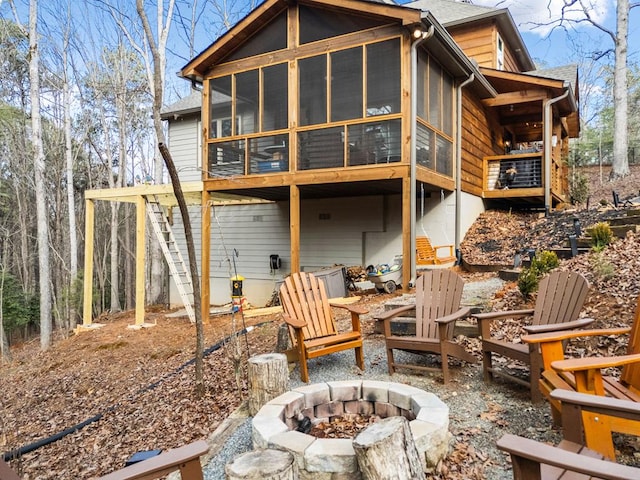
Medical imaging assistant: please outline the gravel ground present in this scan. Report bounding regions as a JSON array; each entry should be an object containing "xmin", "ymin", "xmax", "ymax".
[{"xmin": 201, "ymin": 276, "xmax": 562, "ymax": 480}]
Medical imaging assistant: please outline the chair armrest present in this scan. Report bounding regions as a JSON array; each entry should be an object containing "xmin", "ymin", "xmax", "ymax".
[
  {"xmin": 523, "ymin": 317, "xmax": 595, "ymax": 333},
  {"xmin": 522, "ymin": 327, "xmax": 631, "ymax": 370},
  {"xmin": 435, "ymin": 307, "xmax": 472, "ymax": 325},
  {"xmin": 98, "ymin": 440, "xmax": 209, "ymax": 480},
  {"xmin": 552, "ymin": 353, "xmax": 640, "ymax": 373},
  {"xmin": 522, "ymin": 327, "xmax": 631, "ymax": 345},
  {"xmin": 329, "ymin": 303, "xmax": 368, "ymax": 316},
  {"xmin": 282, "ymin": 312, "xmax": 306, "ymax": 329},
  {"xmin": 473, "ymin": 308, "xmax": 534, "ymax": 322},
  {"xmin": 374, "ymin": 304, "xmax": 414, "ymax": 322},
  {"xmin": 432, "ymin": 244, "xmax": 454, "ymax": 255},
  {"xmin": 496, "ymin": 434, "xmax": 638, "ymax": 480},
  {"xmin": 550, "ymin": 389, "xmax": 640, "ymax": 420}
]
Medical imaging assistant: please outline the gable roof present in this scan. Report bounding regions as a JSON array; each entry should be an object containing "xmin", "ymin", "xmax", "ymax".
[{"xmin": 404, "ymin": 0, "xmax": 535, "ymax": 71}]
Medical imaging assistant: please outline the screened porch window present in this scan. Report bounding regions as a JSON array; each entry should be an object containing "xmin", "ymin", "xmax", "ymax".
[
  {"xmin": 208, "ymin": 63, "xmax": 288, "ymax": 176},
  {"xmin": 416, "ymin": 51, "xmax": 454, "ymax": 177},
  {"xmin": 296, "ymin": 38, "xmax": 401, "ymax": 171}
]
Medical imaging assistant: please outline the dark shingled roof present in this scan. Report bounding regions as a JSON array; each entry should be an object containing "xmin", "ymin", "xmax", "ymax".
[
  {"xmin": 528, "ymin": 64, "xmax": 578, "ymax": 92},
  {"xmin": 403, "ymin": 0, "xmax": 498, "ymax": 25},
  {"xmin": 161, "ymin": 91, "xmax": 202, "ymax": 119}
]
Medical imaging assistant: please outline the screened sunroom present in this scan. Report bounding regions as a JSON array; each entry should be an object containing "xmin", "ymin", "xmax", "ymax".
[{"xmin": 202, "ymin": 4, "xmax": 457, "ymax": 182}]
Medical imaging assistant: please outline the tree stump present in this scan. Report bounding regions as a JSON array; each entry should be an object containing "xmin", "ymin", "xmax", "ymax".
[
  {"xmin": 225, "ymin": 448, "xmax": 297, "ymax": 480},
  {"xmin": 248, "ymin": 353, "xmax": 289, "ymax": 416},
  {"xmin": 353, "ymin": 416, "xmax": 426, "ymax": 480}
]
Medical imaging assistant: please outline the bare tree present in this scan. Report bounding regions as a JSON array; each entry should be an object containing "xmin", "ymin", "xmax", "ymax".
[
  {"xmin": 135, "ymin": 0, "xmax": 205, "ymax": 396},
  {"xmin": 530, "ymin": 0, "xmax": 638, "ymax": 178},
  {"xmin": 28, "ymin": 0, "xmax": 53, "ymax": 349}
]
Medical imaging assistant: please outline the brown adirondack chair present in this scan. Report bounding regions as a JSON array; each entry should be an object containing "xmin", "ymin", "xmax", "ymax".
[
  {"xmin": 279, "ymin": 272, "xmax": 366, "ymax": 383},
  {"xmin": 416, "ymin": 236, "xmax": 456, "ymax": 265},
  {"xmin": 375, "ymin": 269, "xmax": 475, "ymax": 383},
  {"xmin": 1, "ymin": 440, "xmax": 208, "ymax": 480},
  {"xmin": 474, "ymin": 271, "xmax": 593, "ymax": 402},
  {"xmin": 497, "ymin": 389, "xmax": 640, "ymax": 479},
  {"xmin": 522, "ymin": 294, "xmax": 640, "ymax": 429}
]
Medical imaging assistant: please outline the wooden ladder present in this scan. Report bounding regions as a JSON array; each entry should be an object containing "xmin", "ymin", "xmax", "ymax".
[{"xmin": 146, "ymin": 198, "xmax": 196, "ymax": 323}]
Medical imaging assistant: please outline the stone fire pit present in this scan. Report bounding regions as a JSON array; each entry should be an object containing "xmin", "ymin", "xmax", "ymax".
[{"xmin": 252, "ymin": 380, "xmax": 451, "ymax": 478}]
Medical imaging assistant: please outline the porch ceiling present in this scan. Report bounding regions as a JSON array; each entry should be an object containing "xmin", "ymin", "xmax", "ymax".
[{"xmin": 480, "ymin": 67, "xmax": 579, "ymax": 138}]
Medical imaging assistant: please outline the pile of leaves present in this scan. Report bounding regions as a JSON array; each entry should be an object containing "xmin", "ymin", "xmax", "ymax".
[{"xmin": 308, "ymin": 414, "xmax": 381, "ymax": 439}]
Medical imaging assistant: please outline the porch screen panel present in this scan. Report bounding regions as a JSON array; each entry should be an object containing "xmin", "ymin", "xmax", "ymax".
[
  {"xmin": 248, "ymin": 134, "xmax": 288, "ymax": 174},
  {"xmin": 298, "ymin": 126, "xmax": 343, "ymax": 170},
  {"xmin": 210, "ymin": 76, "xmax": 232, "ymax": 139},
  {"xmin": 347, "ymin": 119, "xmax": 401, "ymax": 165},
  {"xmin": 299, "ymin": 55, "xmax": 327, "ymax": 126},
  {"xmin": 263, "ymin": 63, "xmax": 288, "ymax": 131},
  {"xmin": 366, "ymin": 39, "xmax": 400, "ymax": 116},
  {"xmin": 435, "ymin": 135, "xmax": 452, "ymax": 176},
  {"xmin": 428, "ymin": 60, "xmax": 442, "ymax": 130},
  {"xmin": 442, "ymin": 73, "xmax": 453, "ymax": 136},
  {"xmin": 416, "ymin": 123, "xmax": 434, "ymax": 169},
  {"xmin": 331, "ymin": 47, "xmax": 363, "ymax": 122},
  {"xmin": 208, "ymin": 140, "xmax": 245, "ymax": 177},
  {"xmin": 236, "ymin": 70, "xmax": 258, "ymax": 135},
  {"xmin": 417, "ymin": 51, "xmax": 428, "ymax": 120},
  {"xmin": 299, "ymin": 5, "xmax": 385, "ymax": 45},
  {"xmin": 225, "ymin": 12, "xmax": 287, "ymax": 62}
]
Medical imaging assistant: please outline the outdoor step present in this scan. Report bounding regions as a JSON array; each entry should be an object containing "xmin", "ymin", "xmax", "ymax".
[
  {"xmin": 608, "ymin": 214, "xmax": 640, "ymax": 226},
  {"xmin": 499, "ymin": 269, "xmax": 520, "ymax": 282},
  {"xmin": 550, "ymin": 247, "xmax": 591, "ymax": 259},
  {"xmin": 606, "ymin": 224, "xmax": 639, "ymax": 238}
]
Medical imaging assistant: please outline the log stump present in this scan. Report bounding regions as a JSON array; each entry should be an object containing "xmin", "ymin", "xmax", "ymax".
[
  {"xmin": 248, "ymin": 353, "xmax": 289, "ymax": 416},
  {"xmin": 225, "ymin": 448, "xmax": 297, "ymax": 480},
  {"xmin": 353, "ymin": 416, "xmax": 426, "ymax": 480}
]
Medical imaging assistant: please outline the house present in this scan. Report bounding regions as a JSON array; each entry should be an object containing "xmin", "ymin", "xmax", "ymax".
[{"xmin": 81, "ymin": 0, "xmax": 579, "ymax": 325}]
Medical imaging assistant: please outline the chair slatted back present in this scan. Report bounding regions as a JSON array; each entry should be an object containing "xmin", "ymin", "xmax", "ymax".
[
  {"xmin": 415, "ymin": 270, "xmax": 465, "ymax": 339},
  {"xmin": 621, "ymin": 295, "xmax": 640, "ymax": 389},
  {"xmin": 532, "ymin": 271, "xmax": 589, "ymax": 327},
  {"xmin": 280, "ymin": 272, "xmax": 337, "ymax": 344},
  {"xmin": 416, "ymin": 237, "xmax": 436, "ymax": 264}
]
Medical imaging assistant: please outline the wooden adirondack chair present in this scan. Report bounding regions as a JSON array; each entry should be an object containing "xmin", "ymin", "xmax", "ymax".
[
  {"xmin": 375, "ymin": 269, "xmax": 475, "ymax": 383},
  {"xmin": 522, "ymin": 294, "xmax": 640, "ymax": 428},
  {"xmin": 416, "ymin": 236, "xmax": 456, "ymax": 265},
  {"xmin": 1, "ymin": 440, "xmax": 208, "ymax": 480},
  {"xmin": 279, "ymin": 272, "xmax": 366, "ymax": 383},
  {"xmin": 474, "ymin": 271, "xmax": 593, "ymax": 402},
  {"xmin": 497, "ymin": 389, "xmax": 640, "ymax": 479}
]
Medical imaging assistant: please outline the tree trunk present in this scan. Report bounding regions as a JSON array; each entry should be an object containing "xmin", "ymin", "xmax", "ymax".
[
  {"xmin": 611, "ymin": 0, "xmax": 630, "ymax": 179},
  {"xmin": 29, "ymin": 0, "xmax": 52, "ymax": 350},
  {"xmin": 248, "ymin": 353, "xmax": 289, "ymax": 415},
  {"xmin": 353, "ymin": 416, "xmax": 426, "ymax": 480},
  {"xmin": 63, "ymin": 54, "xmax": 79, "ymax": 329}
]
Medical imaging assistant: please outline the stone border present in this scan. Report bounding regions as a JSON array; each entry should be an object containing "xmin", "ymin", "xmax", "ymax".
[{"xmin": 252, "ymin": 381, "xmax": 450, "ymax": 477}]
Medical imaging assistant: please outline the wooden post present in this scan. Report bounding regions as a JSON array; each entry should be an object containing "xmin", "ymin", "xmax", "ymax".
[
  {"xmin": 225, "ymin": 449, "xmax": 297, "ymax": 480},
  {"xmin": 353, "ymin": 416, "xmax": 426, "ymax": 480},
  {"xmin": 248, "ymin": 353, "xmax": 289, "ymax": 416}
]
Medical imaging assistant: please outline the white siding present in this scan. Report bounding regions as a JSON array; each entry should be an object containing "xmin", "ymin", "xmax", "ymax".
[
  {"xmin": 168, "ymin": 115, "xmax": 202, "ymax": 182},
  {"xmin": 300, "ymin": 196, "xmax": 386, "ymax": 269}
]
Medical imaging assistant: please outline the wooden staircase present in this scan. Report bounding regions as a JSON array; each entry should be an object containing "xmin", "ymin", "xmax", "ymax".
[{"xmin": 146, "ymin": 198, "xmax": 196, "ymax": 323}]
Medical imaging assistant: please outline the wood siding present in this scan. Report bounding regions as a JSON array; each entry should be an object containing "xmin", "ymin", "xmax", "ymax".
[
  {"xmin": 460, "ymin": 91, "xmax": 503, "ymax": 197},
  {"xmin": 449, "ymin": 21, "xmax": 523, "ymax": 73}
]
